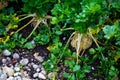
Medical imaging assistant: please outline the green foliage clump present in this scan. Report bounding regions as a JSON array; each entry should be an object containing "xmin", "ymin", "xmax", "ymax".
[{"xmin": 22, "ymin": 0, "xmax": 57, "ymax": 16}]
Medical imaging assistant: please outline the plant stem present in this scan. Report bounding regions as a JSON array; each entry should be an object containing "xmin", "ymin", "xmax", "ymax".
[
  {"xmin": 58, "ymin": 0, "xmax": 61, "ymax": 3},
  {"xmin": 17, "ymin": 14, "xmax": 28, "ymax": 17},
  {"xmin": 57, "ymin": 31, "xmax": 76, "ymax": 63},
  {"xmin": 76, "ymin": 33, "xmax": 82, "ymax": 63},
  {"xmin": 61, "ymin": 28, "xmax": 74, "ymax": 31},
  {"xmin": 88, "ymin": 28, "xmax": 100, "ymax": 48},
  {"xmin": 16, "ymin": 18, "xmax": 35, "ymax": 33},
  {"xmin": 19, "ymin": 13, "xmax": 36, "ymax": 21},
  {"xmin": 88, "ymin": 28, "xmax": 105, "ymax": 60},
  {"xmin": 26, "ymin": 20, "xmax": 41, "ymax": 40}
]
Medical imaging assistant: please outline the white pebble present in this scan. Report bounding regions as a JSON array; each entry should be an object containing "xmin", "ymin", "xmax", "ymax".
[
  {"xmin": 14, "ymin": 67, "xmax": 20, "ymax": 72},
  {"xmin": 14, "ymin": 72, "xmax": 19, "ymax": 76},
  {"xmin": 48, "ymin": 72, "xmax": 53, "ymax": 79},
  {"xmin": 36, "ymin": 68, "xmax": 40, "ymax": 72},
  {"xmin": 3, "ymin": 49, "xmax": 11, "ymax": 56},
  {"xmin": 2, "ymin": 59, "xmax": 7, "ymax": 64},
  {"xmin": 38, "ymin": 73, "xmax": 46, "ymax": 79},
  {"xmin": 41, "ymin": 70, "xmax": 46, "ymax": 75},
  {"xmin": 92, "ymin": 67, "xmax": 94, "ymax": 70},
  {"xmin": 22, "ymin": 78, "xmax": 31, "ymax": 80},
  {"xmin": 7, "ymin": 76, "xmax": 14, "ymax": 80},
  {"xmin": 13, "ymin": 53, "xmax": 20, "ymax": 59},
  {"xmin": 6, "ymin": 57, "xmax": 11, "ymax": 61},
  {"xmin": 0, "ymin": 69, "xmax": 3, "ymax": 75},
  {"xmin": 2, "ymin": 66, "xmax": 14, "ymax": 77},
  {"xmin": 33, "ymin": 73, "xmax": 38, "ymax": 78},
  {"xmin": 14, "ymin": 76, "xmax": 22, "ymax": 80},
  {"xmin": 0, "ymin": 73, "xmax": 7, "ymax": 80},
  {"xmin": 31, "ymin": 40, "xmax": 35, "ymax": 44},
  {"xmin": 20, "ymin": 58, "xmax": 29, "ymax": 65},
  {"xmin": 33, "ymin": 64, "xmax": 38, "ymax": 69},
  {"xmin": 6, "ymin": 28, "xmax": 9, "ymax": 32},
  {"xmin": 36, "ymin": 56, "xmax": 44, "ymax": 62},
  {"xmin": 63, "ymin": 37, "xmax": 66, "ymax": 40},
  {"xmin": 48, "ymin": 72, "xmax": 56, "ymax": 79}
]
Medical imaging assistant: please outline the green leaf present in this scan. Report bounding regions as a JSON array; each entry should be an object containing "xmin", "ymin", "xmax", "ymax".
[
  {"xmin": 65, "ymin": 60, "xmax": 75, "ymax": 68},
  {"xmin": 51, "ymin": 17, "xmax": 58, "ymax": 24},
  {"xmin": 63, "ymin": 72, "xmax": 71, "ymax": 79},
  {"xmin": 73, "ymin": 65, "xmax": 80, "ymax": 72},
  {"xmin": 55, "ymin": 30, "xmax": 62, "ymax": 35},
  {"xmin": 103, "ymin": 25, "xmax": 116, "ymax": 39},
  {"xmin": 89, "ymin": 48, "xmax": 96, "ymax": 54},
  {"xmin": 83, "ymin": 65, "xmax": 91, "ymax": 73},
  {"xmin": 24, "ymin": 42, "xmax": 34, "ymax": 49}
]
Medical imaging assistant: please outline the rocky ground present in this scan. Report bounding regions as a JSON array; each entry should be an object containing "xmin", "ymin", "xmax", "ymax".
[{"xmin": 0, "ymin": 46, "xmax": 53, "ymax": 80}]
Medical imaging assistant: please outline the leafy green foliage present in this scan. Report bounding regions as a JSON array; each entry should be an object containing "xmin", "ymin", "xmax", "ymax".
[
  {"xmin": 22, "ymin": 0, "xmax": 57, "ymax": 16},
  {"xmin": 24, "ymin": 42, "xmax": 34, "ymax": 49},
  {"xmin": 33, "ymin": 25, "xmax": 50, "ymax": 45},
  {"xmin": 103, "ymin": 25, "xmax": 116, "ymax": 39},
  {"xmin": 64, "ymin": 55, "xmax": 91, "ymax": 80},
  {"xmin": 89, "ymin": 48, "xmax": 96, "ymax": 54},
  {"xmin": 103, "ymin": 22, "xmax": 119, "ymax": 39}
]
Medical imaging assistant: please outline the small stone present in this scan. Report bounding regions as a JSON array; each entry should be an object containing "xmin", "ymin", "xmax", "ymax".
[
  {"xmin": 0, "ymin": 69, "xmax": 3, "ymax": 76},
  {"xmin": 27, "ymin": 63, "xmax": 31, "ymax": 67},
  {"xmin": 14, "ymin": 72, "xmax": 19, "ymax": 76},
  {"xmin": 22, "ymin": 78, "xmax": 31, "ymax": 80},
  {"xmin": 21, "ymin": 71, "xmax": 29, "ymax": 77},
  {"xmin": 14, "ymin": 76, "xmax": 22, "ymax": 80},
  {"xmin": 38, "ymin": 73, "xmax": 46, "ymax": 79},
  {"xmin": 14, "ymin": 67, "xmax": 20, "ymax": 72},
  {"xmin": 0, "ymin": 73, "xmax": 7, "ymax": 80},
  {"xmin": 33, "ymin": 73, "xmax": 38, "ymax": 78},
  {"xmin": 27, "ymin": 68, "xmax": 31, "ymax": 71},
  {"xmin": 20, "ymin": 58, "xmax": 29, "ymax": 65},
  {"xmin": 7, "ymin": 76, "xmax": 14, "ymax": 80},
  {"xmin": 34, "ymin": 53, "xmax": 43, "ymax": 62},
  {"xmin": 36, "ymin": 68, "xmax": 40, "ymax": 72},
  {"xmin": 2, "ymin": 66, "xmax": 14, "ymax": 76},
  {"xmin": 6, "ymin": 28, "xmax": 9, "ymax": 32},
  {"xmin": 32, "ymin": 64, "xmax": 38, "ymax": 69},
  {"xmin": 3, "ymin": 49, "xmax": 11, "ymax": 56},
  {"xmin": 31, "ymin": 40, "xmax": 35, "ymax": 44},
  {"xmin": 41, "ymin": 70, "xmax": 46, "ymax": 75},
  {"xmin": 63, "ymin": 37, "xmax": 66, "ymax": 41},
  {"xmin": 6, "ymin": 57, "xmax": 11, "ymax": 61},
  {"xmin": 1, "ymin": 59, "xmax": 6, "ymax": 63},
  {"xmin": 13, "ymin": 53, "xmax": 20, "ymax": 59},
  {"xmin": 48, "ymin": 72, "xmax": 56, "ymax": 79},
  {"xmin": 37, "ymin": 56, "xmax": 44, "ymax": 62},
  {"xmin": 92, "ymin": 67, "xmax": 94, "ymax": 70}
]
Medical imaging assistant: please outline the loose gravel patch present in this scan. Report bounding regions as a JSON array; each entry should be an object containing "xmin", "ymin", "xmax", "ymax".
[{"xmin": 0, "ymin": 47, "xmax": 50, "ymax": 80}]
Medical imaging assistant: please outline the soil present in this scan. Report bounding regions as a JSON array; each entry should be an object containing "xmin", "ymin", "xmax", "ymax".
[{"xmin": 0, "ymin": 0, "xmax": 8, "ymax": 11}]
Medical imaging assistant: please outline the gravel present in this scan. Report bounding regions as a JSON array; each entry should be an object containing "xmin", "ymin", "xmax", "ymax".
[
  {"xmin": 38, "ymin": 73, "xmax": 46, "ymax": 79},
  {"xmin": 0, "ymin": 49, "xmax": 49, "ymax": 80},
  {"xmin": 20, "ymin": 58, "xmax": 29, "ymax": 65},
  {"xmin": 3, "ymin": 49, "xmax": 11, "ymax": 56},
  {"xmin": 2, "ymin": 59, "xmax": 7, "ymax": 64},
  {"xmin": 14, "ymin": 67, "xmax": 20, "ymax": 72},
  {"xmin": 13, "ymin": 53, "xmax": 20, "ymax": 59},
  {"xmin": 15, "ymin": 76, "xmax": 22, "ymax": 80},
  {"xmin": 0, "ymin": 73, "xmax": 7, "ymax": 80},
  {"xmin": 33, "ymin": 73, "xmax": 38, "ymax": 78},
  {"xmin": 2, "ymin": 66, "xmax": 14, "ymax": 77},
  {"xmin": 32, "ymin": 64, "xmax": 38, "ymax": 69}
]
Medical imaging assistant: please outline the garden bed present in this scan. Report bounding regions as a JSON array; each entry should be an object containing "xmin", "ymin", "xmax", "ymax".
[{"xmin": 0, "ymin": 0, "xmax": 120, "ymax": 80}]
